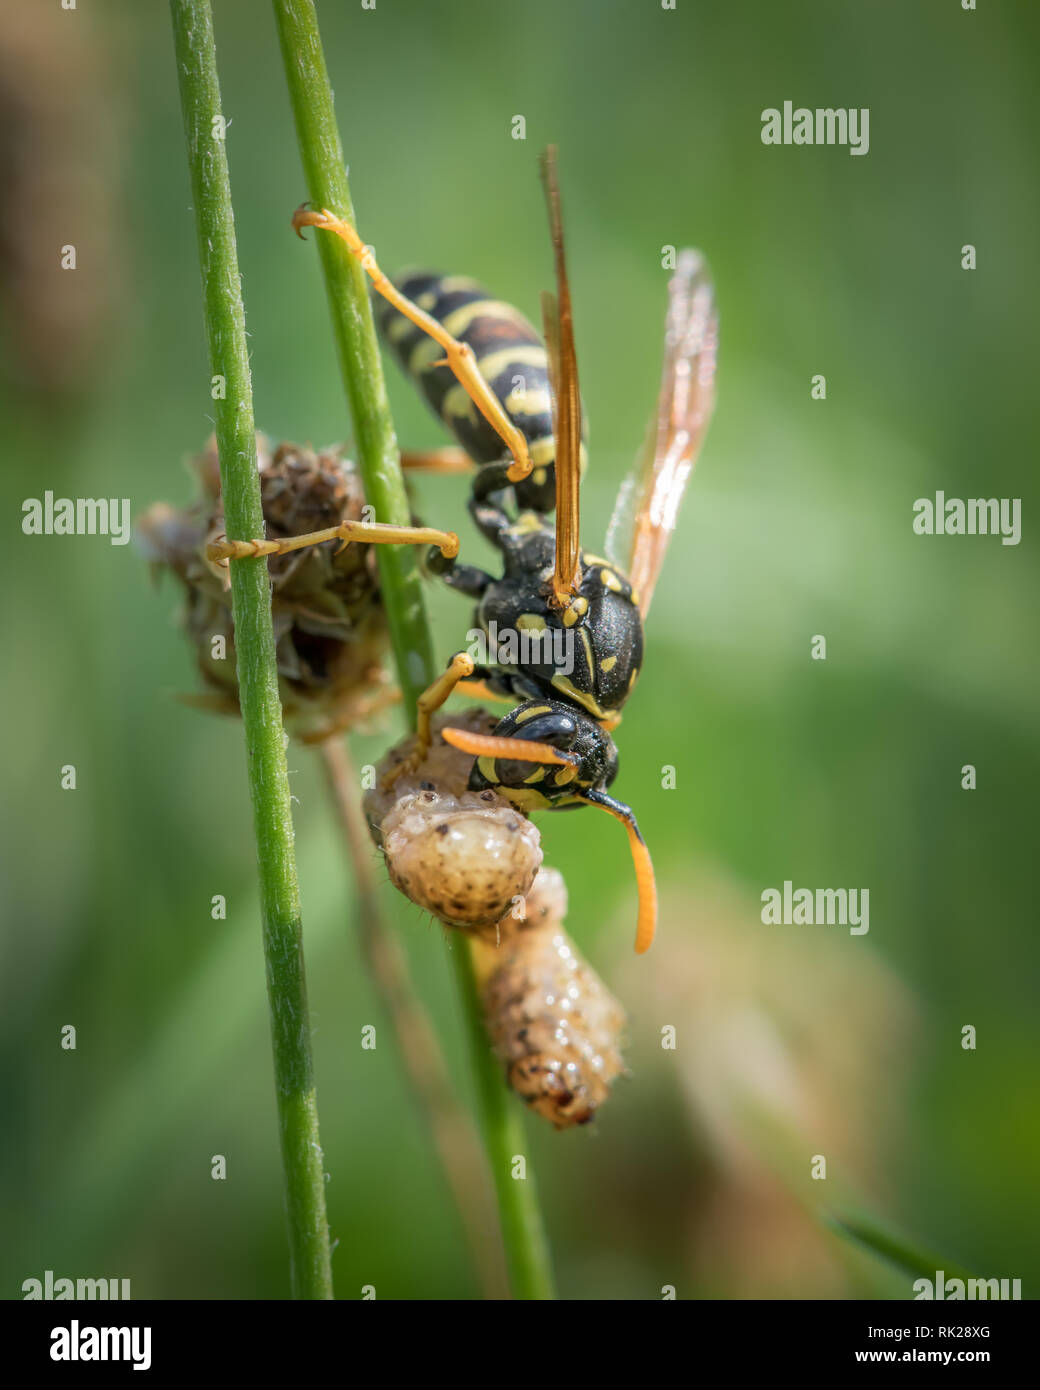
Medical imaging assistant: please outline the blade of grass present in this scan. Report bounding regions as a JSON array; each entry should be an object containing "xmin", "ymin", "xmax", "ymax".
[
  {"xmin": 824, "ymin": 1209, "xmax": 976, "ymax": 1287},
  {"xmin": 271, "ymin": 0, "xmax": 431, "ymax": 711},
  {"xmin": 724, "ymin": 1089, "xmax": 976, "ymax": 1293},
  {"xmin": 169, "ymin": 0, "xmax": 333, "ymax": 1300},
  {"xmin": 271, "ymin": 0, "xmax": 555, "ymax": 1298}
]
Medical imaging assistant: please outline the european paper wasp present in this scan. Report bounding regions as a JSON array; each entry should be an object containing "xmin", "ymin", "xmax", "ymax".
[{"xmin": 208, "ymin": 148, "xmax": 718, "ymax": 955}]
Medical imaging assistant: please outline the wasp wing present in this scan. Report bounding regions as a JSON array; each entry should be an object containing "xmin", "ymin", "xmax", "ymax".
[
  {"xmin": 607, "ymin": 250, "xmax": 718, "ymax": 620},
  {"xmin": 540, "ymin": 146, "xmax": 582, "ymax": 606}
]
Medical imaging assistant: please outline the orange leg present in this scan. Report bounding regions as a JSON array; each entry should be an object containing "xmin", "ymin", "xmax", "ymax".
[
  {"xmin": 382, "ymin": 652, "xmax": 476, "ymax": 789},
  {"xmin": 293, "ymin": 205, "xmax": 532, "ymax": 485},
  {"xmin": 400, "ymin": 448, "xmax": 474, "ymax": 475},
  {"xmin": 207, "ymin": 518, "xmax": 458, "ymax": 566},
  {"xmin": 455, "ymin": 678, "xmax": 512, "ymax": 704}
]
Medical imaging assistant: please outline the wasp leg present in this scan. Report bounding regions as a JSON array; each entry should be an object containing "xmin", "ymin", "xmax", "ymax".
[
  {"xmin": 207, "ymin": 519, "xmax": 459, "ymax": 566},
  {"xmin": 467, "ymin": 491, "xmax": 515, "ymax": 548},
  {"xmin": 455, "ymin": 679, "xmax": 512, "ymax": 704},
  {"xmin": 578, "ymin": 788, "xmax": 657, "ymax": 955},
  {"xmin": 400, "ymin": 447, "xmax": 473, "ymax": 474},
  {"xmin": 470, "ymin": 459, "xmax": 519, "ymax": 505},
  {"xmin": 422, "ymin": 485, "xmax": 511, "ymax": 592},
  {"xmin": 382, "ymin": 651, "xmax": 476, "ymax": 789},
  {"xmin": 292, "ymin": 205, "xmax": 532, "ymax": 484},
  {"xmin": 423, "ymin": 543, "xmax": 495, "ymax": 600}
]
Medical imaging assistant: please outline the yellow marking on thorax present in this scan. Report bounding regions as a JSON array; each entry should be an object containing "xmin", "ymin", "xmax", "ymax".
[
  {"xmin": 477, "ymin": 755, "xmax": 498, "ymax": 783},
  {"xmin": 551, "ymin": 672, "xmax": 606, "ymax": 719},
  {"xmin": 561, "ymin": 595, "xmax": 588, "ymax": 628},
  {"xmin": 523, "ymin": 766, "xmax": 546, "ymax": 784},
  {"xmin": 516, "ymin": 616, "xmax": 547, "ymax": 633},
  {"xmin": 600, "ymin": 654, "xmax": 617, "ymax": 672},
  {"xmin": 553, "ymin": 764, "xmax": 578, "ymax": 787},
  {"xmin": 515, "ymin": 702, "xmax": 552, "ymax": 721},
  {"xmin": 579, "ymin": 628, "xmax": 594, "ymax": 674},
  {"xmin": 504, "ymin": 511, "xmax": 545, "ymax": 538}
]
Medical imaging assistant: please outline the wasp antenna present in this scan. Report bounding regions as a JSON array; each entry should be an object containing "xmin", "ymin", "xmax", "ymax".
[
  {"xmin": 580, "ymin": 790, "xmax": 657, "ymax": 954},
  {"xmin": 441, "ymin": 727, "xmax": 576, "ymax": 767}
]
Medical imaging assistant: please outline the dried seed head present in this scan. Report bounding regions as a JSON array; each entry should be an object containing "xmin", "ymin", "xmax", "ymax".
[
  {"xmin": 481, "ymin": 871, "xmax": 627, "ymax": 1129},
  {"xmin": 137, "ymin": 435, "xmax": 394, "ymax": 740},
  {"xmin": 364, "ymin": 709, "xmax": 543, "ymax": 931}
]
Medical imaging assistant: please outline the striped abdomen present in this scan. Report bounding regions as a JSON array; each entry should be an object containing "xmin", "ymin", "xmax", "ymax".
[{"xmin": 376, "ymin": 272, "xmax": 584, "ymax": 510}]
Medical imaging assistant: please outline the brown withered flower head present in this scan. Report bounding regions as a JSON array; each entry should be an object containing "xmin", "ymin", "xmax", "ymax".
[{"xmin": 137, "ymin": 434, "xmax": 396, "ymax": 742}]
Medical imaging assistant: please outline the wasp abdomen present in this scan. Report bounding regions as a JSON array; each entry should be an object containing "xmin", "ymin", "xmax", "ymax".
[{"xmin": 376, "ymin": 271, "xmax": 560, "ymax": 480}]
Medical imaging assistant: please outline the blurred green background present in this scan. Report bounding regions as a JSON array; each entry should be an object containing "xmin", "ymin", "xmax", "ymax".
[{"xmin": 2, "ymin": 0, "xmax": 1037, "ymax": 1300}]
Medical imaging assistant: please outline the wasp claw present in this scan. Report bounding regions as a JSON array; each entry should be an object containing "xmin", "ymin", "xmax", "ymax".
[{"xmin": 292, "ymin": 201, "xmax": 313, "ymax": 238}]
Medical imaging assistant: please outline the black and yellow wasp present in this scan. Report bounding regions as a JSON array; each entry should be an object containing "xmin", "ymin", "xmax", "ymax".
[{"xmin": 209, "ymin": 149, "xmax": 717, "ymax": 954}]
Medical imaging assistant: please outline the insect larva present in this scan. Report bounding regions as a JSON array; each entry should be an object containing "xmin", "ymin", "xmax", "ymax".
[
  {"xmin": 364, "ymin": 709, "xmax": 543, "ymax": 932},
  {"xmin": 478, "ymin": 868, "xmax": 627, "ymax": 1129},
  {"xmin": 365, "ymin": 735, "xmax": 625, "ymax": 1127}
]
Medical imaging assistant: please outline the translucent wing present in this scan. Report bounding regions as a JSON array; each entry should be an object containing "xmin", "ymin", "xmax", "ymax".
[
  {"xmin": 607, "ymin": 250, "xmax": 718, "ymax": 619},
  {"xmin": 540, "ymin": 146, "xmax": 582, "ymax": 606}
]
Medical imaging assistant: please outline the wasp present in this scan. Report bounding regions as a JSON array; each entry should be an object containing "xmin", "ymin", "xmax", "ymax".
[{"xmin": 209, "ymin": 149, "xmax": 718, "ymax": 955}]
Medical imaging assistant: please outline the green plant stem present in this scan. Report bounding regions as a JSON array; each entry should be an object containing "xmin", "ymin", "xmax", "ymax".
[
  {"xmin": 169, "ymin": 0, "xmax": 333, "ymax": 1301},
  {"xmin": 319, "ymin": 737, "xmax": 510, "ymax": 1300},
  {"xmin": 451, "ymin": 942, "xmax": 556, "ymax": 1300},
  {"xmin": 271, "ymin": 0, "xmax": 556, "ymax": 1299},
  {"xmin": 271, "ymin": 0, "xmax": 432, "ymax": 712}
]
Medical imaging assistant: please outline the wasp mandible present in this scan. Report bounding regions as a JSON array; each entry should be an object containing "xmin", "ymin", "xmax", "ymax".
[{"xmin": 209, "ymin": 148, "xmax": 718, "ymax": 955}]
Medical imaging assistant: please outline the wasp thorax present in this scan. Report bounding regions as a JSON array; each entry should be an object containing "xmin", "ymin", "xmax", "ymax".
[
  {"xmin": 364, "ymin": 709, "xmax": 543, "ymax": 932},
  {"xmin": 137, "ymin": 434, "xmax": 393, "ymax": 742},
  {"xmin": 479, "ymin": 868, "xmax": 627, "ymax": 1129}
]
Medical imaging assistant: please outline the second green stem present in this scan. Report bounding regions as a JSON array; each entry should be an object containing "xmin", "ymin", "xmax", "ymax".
[{"xmin": 271, "ymin": 0, "xmax": 555, "ymax": 1300}]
